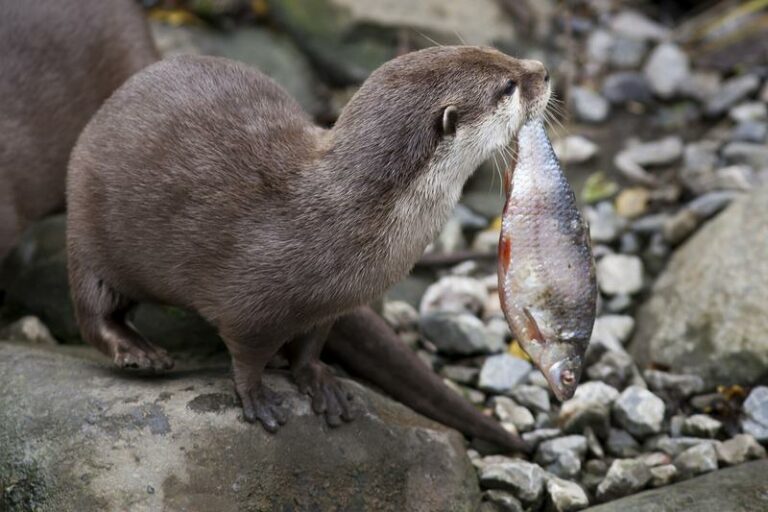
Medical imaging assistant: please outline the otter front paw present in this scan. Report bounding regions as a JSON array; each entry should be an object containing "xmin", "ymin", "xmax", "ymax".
[
  {"xmin": 237, "ymin": 384, "xmax": 289, "ymax": 432},
  {"xmin": 293, "ymin": 362, "xmax": 356, "ymax": 427}
]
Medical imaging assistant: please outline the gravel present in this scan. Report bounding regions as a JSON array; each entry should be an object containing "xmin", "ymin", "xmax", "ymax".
[
  {"xmin": 674, "ymin": 443, "xmax": 718, "ymax": 478},
  {"xmin": 741, "ymin": 386, "xmax": 768, "ymax": 442},
  {"xmin": 570, "ymin": 87, "xmax": 610, "ymax": 123},
  {"xmin": 715, "ymin": 434, "xmax": 767, "ymax": 466},
  {"xmin": 478, "ymin": 355, "xmax": 532, "ymax": 394},
  {"xmin": 420, "ymin": 312, "xmax": 503, "ymax": 355},
  {"xmin": 681, "ymin": 414, "xmax": 722, "ymax": 438},
  {"xmin": 478, "ymin": 458, "xmax": 546, "ymax": 504},
  {"xmin": 596, "ymin": 254, "xmax": 644, "ymax": 295},
  {"xmin": 596, "ymin": 459, "xmax": 652, "ymax": 501},
  {"xmin": 643, "ymin": 42, "xmax": 689, "ymax": 98},
  {"xmin": 546, "ymin": 477, "xmax": 589, "ymax": 512},
  {"xmin": 612, "ymin": 386, "xmax": 665, "ymax": 437}
]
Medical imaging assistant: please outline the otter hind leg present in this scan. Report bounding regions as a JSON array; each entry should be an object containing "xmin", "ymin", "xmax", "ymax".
[
  {"xmin": 70, "ymin": 266, "xmax": 173, "ymax": 371},
  {"xmin": 288, "ymin": 322, "xmax": 356, "ymax": 427}
]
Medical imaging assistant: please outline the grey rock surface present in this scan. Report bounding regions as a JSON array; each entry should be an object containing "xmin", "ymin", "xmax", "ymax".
[
  {"xmin": 612, "ymin": 386, "xmax": 664, "ymax": 438},
  {"xmin": 630, "ymin": 188, "xmax": 768, "ymax": 386},
  {"xmin": 0, "ymin": 343, "xmax": 479, "ymax": 512},
  {"xmin": 478, "ymin": 355, "xmax": 532, "ymax": 394},
  {"xmin": 586, "ymin": 459, "xmax": 768, "ymax": 511}
]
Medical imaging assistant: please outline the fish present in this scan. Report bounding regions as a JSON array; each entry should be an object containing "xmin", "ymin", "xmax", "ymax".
[{"xmin": 498, "ymin": 118, "xmax": 597, "ymax": 401}]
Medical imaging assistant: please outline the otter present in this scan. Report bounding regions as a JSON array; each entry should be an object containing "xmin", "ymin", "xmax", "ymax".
[
  {"xmin": 67, "ymin": 47, "xmax": 550, "ymax": 437},
  {"xmin": 0, "ymin": 0, "xmax": 158, "ymax": 259}
]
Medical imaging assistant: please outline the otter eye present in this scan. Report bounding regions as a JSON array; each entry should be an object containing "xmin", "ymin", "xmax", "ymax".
[
  {"xmin": 440, "ymin": 105, "xmax": 458, "ymax": 136},
  {"xmin": 502, "ymin": 80, "xmax": 517, "ymax": 97}
]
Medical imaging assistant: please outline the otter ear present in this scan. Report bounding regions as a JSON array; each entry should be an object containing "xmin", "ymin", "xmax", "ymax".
[{"xmin": 440, "ymin": 105, "xmax": 458, "ymax": 136}]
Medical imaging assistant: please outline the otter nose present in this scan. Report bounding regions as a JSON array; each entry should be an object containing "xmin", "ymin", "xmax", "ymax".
[{"xmin": 544, "ymin": 71, "xmax": 550, "ymax": 83}]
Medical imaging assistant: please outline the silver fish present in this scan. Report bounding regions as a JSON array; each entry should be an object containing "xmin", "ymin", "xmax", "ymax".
[{"xmin": 498, "ymin": 119, "xmax": 597, "ymax": 401}]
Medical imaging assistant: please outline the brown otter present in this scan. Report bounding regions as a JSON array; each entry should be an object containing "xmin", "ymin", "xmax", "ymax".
[
  {"xmin": 67, "ymin": 47, "xmax": 549, "ymax": 441},
  {"xmin": 0, "ymin": 0, "xmax": 158, "ymax": 259}
]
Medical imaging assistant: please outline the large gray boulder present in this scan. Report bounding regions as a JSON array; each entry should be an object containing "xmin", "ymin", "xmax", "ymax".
[
  {"xmin": 584, "ymin": 459, "xmax": 768, "ymax": 511},
  {"xmin": 0, "ymin": 342, "xmax": 479, "ymax": 511},
  {"xmin": 630, "ymin": 187, "xmax": 768, "ymax": 386}
]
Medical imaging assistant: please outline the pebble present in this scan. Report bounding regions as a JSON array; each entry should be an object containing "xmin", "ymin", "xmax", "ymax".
[
  {"xmin": 662, "ymin": 208, "xmax": 699, "ymax": 244},
  {"xmin": 731, "ymin": 121, "xmax": 767, "ymax": 143},
  {"xmin": 674, "ymin": 443, "xmax": 718, "ymax": 478},
  {"xmin": 609, "ymin": 37, "xmax": 647, "ymax": 69},
  {"xmin": 619, "ymin": 136, "xmax": 684, "ymax": 167},
  {"xmin": 729, "ymin": 101, "xmax": 767, "ymax": 123},
  {"xmin": 570, "ymin": 86, "xmax": 610, "ymax": 123},
  {"xmin": 619, "ymin": 232, "xmax": 641, "ymax": 254},
  {"xmin": 741, "ymin": 386, "xmax": 768, "ymax": 442},
  {"xmin": 510, "ymin": 385, "xmax": 551, "ymax": 413},
  {"xmin": 494, "ymin": 397, "xmax": 535, "ymax": 433},
  {"xmin": 546, "ymin": 477, "xmax": 589, "ymax": 512},
  {"xmin": 560, "ymin": 381, "xmax": 620, "ymax": 436},
  {"xmin": 585, "ymin": 202, "xmax": 626, "ymax": 244},
  {"xmin": 553, "ymin": 135, "xmax": 599, "ymax": 164},
  {"xmin": 419, "ymin": 276, "xmax": 487, "ymax": 316},
  {"xmin": 596, "ymin": 459, "xmax": 652, "ymax": 501},
  {"xmin": 613, "ymin": 156, "xmax": 657, "ymax": 187},
  {"xmin": 596, "ymin": 254, "xmax": 644, "ymax": 295},
  {"xmin": 382, "ymin": 300, "xmax": 419, "ymax": 336},
  {"xmin": 605, "ymin": 294, "xmax": 633, "ymax": 313},
  {"xmin": 638, "ymin": 452, "xmax": 672, "ymax": 468},
  {"xmin": 681, "ymin": 414, "xmax": 722, "ymax": 438},
  {"xmin": 643, "ymin": 43, "xmax": 689, "ymax": 98},
  {"xmin": 439, "ymin": 365, "xmax": 479, "ymax": 386},
  {"xmin": 648, "ymin": 436, "xmax": 714, "ymax": 457},
  {"xmin": 593, "ymin": 315, "xmax": 635, "ymax": 345},
  {"xmin": 610, "ymin": 10, "xmax": 670, "ymax": 41},
  {"xmin": 586, "ymin": 29, "xmax": 614, "ymax": 64},
  {"xmin": 649, "ymin": 464, "xmax": 678, "ymax": 487},
  {"xmin": 643, "ymin": 370, "xmax": 705, "ymax": 398},
  {"xmin": 612, "ymin": 386, "xmax": 665, "ymax": 437},
  {"xmin": 483, "ymin": 490, "xmax": 524, "ymax": 512},
  {"xmin": 679, "ymin": 71, "xmax": 722, "ymax": 103},
  {"xmin": 522, "ymin": 428, "xmax": 562, "ymax": 448},
  {"xmin": 420, "ymin": 312, "xmax": 503, "ymax": 356},
  {"xmin": 630, "ymin": 213, "xmax": 669, "ymax": 234},
  {"xmin": 606, "ymin": 428, "xmax": 641, "ymax": 458},
  {"xmin": 453, "ymin": 203, "xmax": 489, "ymax": 230},
  {"xmin": 603, "ymin": 72, "xmax": 652, "ymax": 104},
  {"xmin": 472, "ymin": 227, "xmax": 501, "ymax": 253},
  {"xmin": 0, "ymin": 316, "xmax": 57, "ymax": 345},
  {"xmin": 581, "ymin": 459, "xmax": 608, "ymax": 492},
  {"xmin": 478, "ymin": 458, "xmax": 545, "ymax": 504},
  {"xmin": 478, "ymin": 355, "xmax": 532, "ymax": 394},
  {"xmin": 686, "ymin": 190, "xmax": 740, "ymax": 218},
  {"xmin": 706, "ymin": 74, "xmax": 761, "ymax": 116},
  {"xmin": 722, "ymin": 141, "xmax": 768, "ymax": 169},
  {"xmin": 715, "ymin": 434, "xmax": 766, "ymax": 466},
  {"xmin": 615, "ymin": 187, "xmax": 650, "ymax": 219},
  {"xmin": 536, "ymin": 436, "xmax": 587, "ymax": 478},
  {"xmin": 587, "ymin": 350, "xmax": 634, "ymax": 389}
]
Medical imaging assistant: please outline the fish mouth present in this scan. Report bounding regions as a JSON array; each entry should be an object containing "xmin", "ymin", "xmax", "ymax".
[{"xmin": 544, "ymin": 358, "xmax": 581, "ymax": 401}]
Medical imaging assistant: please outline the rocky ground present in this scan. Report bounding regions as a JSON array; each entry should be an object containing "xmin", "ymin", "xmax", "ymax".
[{"xmin": 2, "ymin": 0, "xmax": 768, "ymax": 511}]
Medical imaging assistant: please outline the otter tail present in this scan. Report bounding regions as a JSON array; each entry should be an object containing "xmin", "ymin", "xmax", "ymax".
[{"xmin": 325, "ymin": 306, "xmax": 530, "ymax": 454}]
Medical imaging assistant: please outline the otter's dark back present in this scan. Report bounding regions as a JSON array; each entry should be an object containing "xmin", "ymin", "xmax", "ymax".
[{"xmin": 0, "ymin": 0, "xmax": 158, "ymax": 258}]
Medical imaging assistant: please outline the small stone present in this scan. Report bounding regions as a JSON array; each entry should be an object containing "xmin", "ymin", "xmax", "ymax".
[
  {"xmin": 546, "ymin": 477, "xmax": 589, "ymax": 512},
  {"xmin": 479, "ymin": 355, "xmax": 532, "ymax": 394},
  {"xmin": 606, "ymin": 428, "xmax": 641, "ymax": 458},
  {"xmin": 522, "ymin": 428, "xmax": 562, "ymax": 448},
  {"xmin": 483, "ymin": 490, "xmax": 524, "ymax": 512},
  {"xmin": 674, "ymin": 443, "xmax": 718, "ymax": 478},
  {"xmin": 706, "ymin": 74, "xmax": 761, "ymax": 116},
  {"xmin": 581, "ymin": 459, "xmax": 608, "ymax": 493},
  {"xmin": 596, "ymin": 459, "xmax": 652, "ymax": 501},
  {"xmin": 615, "ymin": 187, "xmax": 650, "ymax": 219},
  {"xmin": 585, "ymin": 202, "xmax": 626, "ymax": 244},
  {"xmin": 679, "ymin": 71, "xmax": 722, "ymax": 103},
  {"xmin": 382, "ymin": 301, "xmax": 419, "ymax": 340},
  {"xmin": 741, "ymin": 386, "xmax": 768, "ymax": 442},
  {"xmin": 510, "ymin": 385, "xmax": 550, "ymax": 413},
  {"xmin": 609, "ymin": 37, "xmax": 647, "ymax": 69},
  {"xmin": 620, "ymin": 136, "xmax": 684, "ymax": 167},
  {"xmin": 594, "ymin": 315, "xmax": 635, "ymax": 345},
  {"xmin": 536, "ymin": 436, "xmax": 587, "ymax": 478},
  {"xmin": 478, "ymin": 458, "xmax": 545, "ymax": 504},
  {"xmin": 494, "ymin": 397, "xmax": 535, "ymax": 433},
  {"xmin": 722, "ymin": 142, "xmax": 768, "ymax": 169},
  {"xmin": 420, "ymin": 276, "xmax": 487, "ymax": 316},
  {"xmin": 605, "ymin": 294, "xmax": 633, "ymax": 313},
  {"xmin": 681, "ymin": 414, "xmax": 722, "ymax": 438},
  {"xmin": 554, "ymin": 135, "xmax": 599, "ymax": 164},
  {"xmin": 610, "ymin": 10, "xmax": 670, "ymax": 41},
  {"xmin": 619, "ymin": 232, "xmax": 641, "ymax": 254},
  {"xmin": 439, "ymin": 365, "xmax": 479, "ymax": 385},
  {"xmin": 571, "ymin": 87, "xmax": 610, "ymax": 123},
  {"xmin": 581, "ymin": 172, "xmax": 619, "ymax": 204},
  {"xmin": 597, "ymin": 254, "xmax": 644, "ymax": 295},
  {"xmin": 638, "ymin": 452, "xmax": 672, "ymax": 468},
  {"xmin": 429, "ymin": 215, "xmax": 466, "ymax": 254},
  {"xmin": 729, "ymin": 101, "xmax": 768, "ymax": 123},
  {"xmin": 445, "ymin": 379, "xmax": 486, "ymax": 406},
  {"xmin": 0, "ymin": 316, "xmax": 57, "ymax": 345},
  {"xmin": 586, "ymin": 29, "xmax": 614, "ymax": 64},
  {"xmin": 472, "ymin": 228, "xmax": 500, "ymax": 253},
  {"xmin": 612, "ymin": 386, "xmax": 665, "ymax": 437},
  {"xmin": 586, "ymin": 350, "xmax": 634, "ymax": 389},
  {"xmin": 669, "ymin": 414, "xmax": 686, "ymax": 437},
  {"xmin": 649, "ymin": 464, "xmax": 677, "ymax": 487},
  {"xmin": 687, "ymin": 190, "xmax": 741, "ymax": 218},
  {"xmin": 662, "ymin": 208, "xmax": 700, "ymax": 244},
  {"xmin": 643, "ymin": 43, "xmax": 690, "ymax": 98},
  {"xmin": 630, "ymin": 213, "xmax": 669, "ymax": 234},
  {"xmin": 716, "ymin": 434, "xmax": 767, "ymax": 466},
  {"xmin": 603, "ymin": 72, "xmax": 652, "ymax": 104},
  {"xmin": 731, "ymin": 121, "xmax": 768, "ymax": 143},
  {"xmin": 563, "ymin": 384, "xmax": 621, "ymax": 431},
  {"xmin": 453, "ymin": 203, "xmax": 489, "ymax": 230},
  {"xmin": 648, "ymin": 436, "xmax": 714, "ymax": 457},
  {"xmin": 420, "ymin": 313, "xmax": 503, "ymax": 356}
]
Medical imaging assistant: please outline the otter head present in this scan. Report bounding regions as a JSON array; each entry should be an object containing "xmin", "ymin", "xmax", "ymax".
[{"xmin": 332, "ymin": 46, "xmax": 551, "ymax": 193}]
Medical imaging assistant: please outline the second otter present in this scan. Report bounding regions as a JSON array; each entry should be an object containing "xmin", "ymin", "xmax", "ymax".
[{"xmin": 67, "ymin": 46, "xmax": 550, "ymax": 432}]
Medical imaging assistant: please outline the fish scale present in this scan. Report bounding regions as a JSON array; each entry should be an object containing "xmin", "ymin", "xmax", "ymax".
[{"xmin": 498, "ymin": 119, "xmax": 597, "ymax": 401}]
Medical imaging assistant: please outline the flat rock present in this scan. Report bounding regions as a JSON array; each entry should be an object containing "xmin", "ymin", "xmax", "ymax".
[
  {"xmin": 630, "ymin": 188, "xmax": 768, "ymax": 386},
  {"xmin": 586, "ymin": 459, "xmax": 768, "ymax": 511},
  {"xmin": 0, "ymin": 343, "xmax": 479, "ymax": 511}
]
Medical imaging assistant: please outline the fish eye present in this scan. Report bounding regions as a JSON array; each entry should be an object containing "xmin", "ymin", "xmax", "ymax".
[
  {"xmin": 561, "ymin": 369, "xmax": 575, "ymax": 386},
  {"xmin": 502, "ymin": 80, "xmax": 517, "ymax": 97}
]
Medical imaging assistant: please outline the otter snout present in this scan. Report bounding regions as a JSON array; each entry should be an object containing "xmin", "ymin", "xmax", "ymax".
[{"xmin": 520, "ymin": 59, "xmax": 551, "ymax": 119}]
